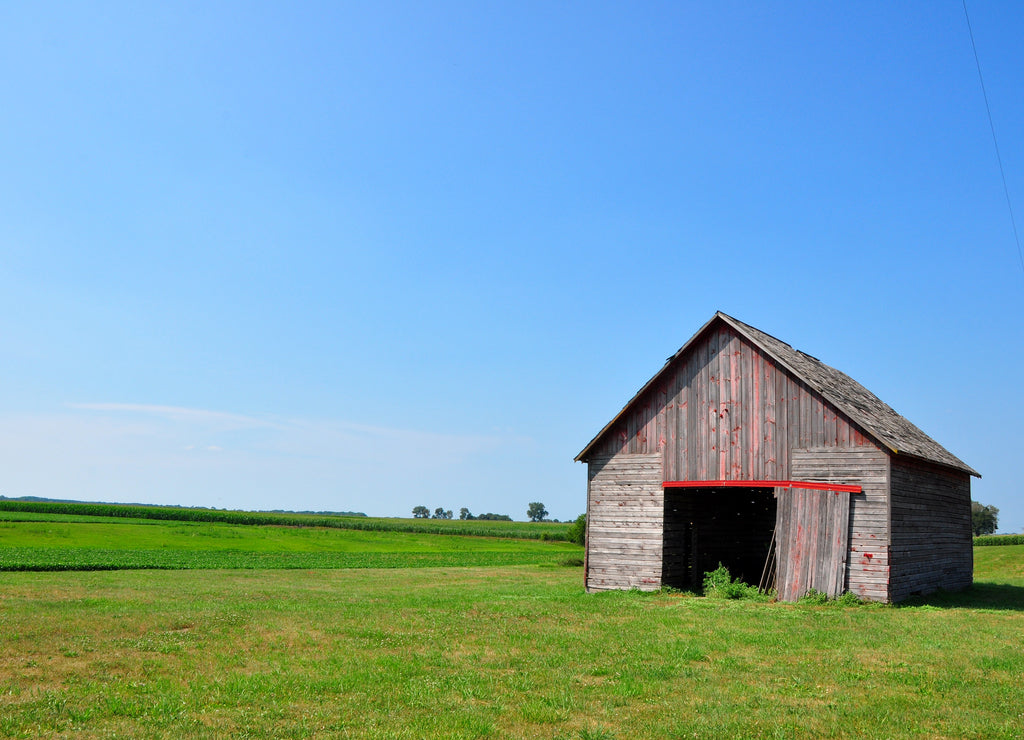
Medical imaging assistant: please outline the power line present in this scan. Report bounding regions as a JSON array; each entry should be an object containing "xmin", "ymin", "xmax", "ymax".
[{"xmin": 963, "ymin": 0, "xmax": 1024, "ymax": 275}]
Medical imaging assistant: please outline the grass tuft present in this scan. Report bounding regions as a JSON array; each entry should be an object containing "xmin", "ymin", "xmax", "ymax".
[{"xmin": 577, "ymin": 728, "xmax": 616, "ymax": 740}]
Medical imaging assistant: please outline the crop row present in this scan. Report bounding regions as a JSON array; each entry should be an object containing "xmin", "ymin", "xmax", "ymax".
[
  {"xmin": 0, "ymin": 546, "xmax": 578, "ymax": 572},
  {"xmin": 974, "ymin": 534, "xmax": 1024, "ymax": 546},
  {"xmin": 0, "ymin": 501, "xmax": 571, "ymax": 540}
]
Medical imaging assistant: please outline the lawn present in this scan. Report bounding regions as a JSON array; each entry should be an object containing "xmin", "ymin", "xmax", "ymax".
[{"xmin": 0, "ymin": 523, "xmax": 1022, "ymax": 738}]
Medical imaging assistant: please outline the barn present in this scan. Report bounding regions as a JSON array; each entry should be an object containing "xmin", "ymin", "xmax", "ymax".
[{"xmin": 576, "ymin": 312, "xmax": 979, "ymax": 602}]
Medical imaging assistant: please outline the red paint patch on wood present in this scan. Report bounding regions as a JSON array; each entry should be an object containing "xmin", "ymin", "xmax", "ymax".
[{"xmin": 663, "ymin": 480, "xmax": 862, "ymax": 493}]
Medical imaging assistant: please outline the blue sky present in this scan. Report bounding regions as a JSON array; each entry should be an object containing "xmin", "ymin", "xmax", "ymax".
[{"xmin": 1, "ymin": 2, "xmax": 1021, "ymax": 528}]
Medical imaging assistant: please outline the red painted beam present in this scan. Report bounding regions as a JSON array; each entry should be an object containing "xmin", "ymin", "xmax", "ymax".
[{"xmin": 663, "ymin": 480, "xmax": 862, "ymax": 493}]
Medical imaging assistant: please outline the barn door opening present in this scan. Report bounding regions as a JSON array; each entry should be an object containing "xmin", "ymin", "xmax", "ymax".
[
  {"xmin": 662, "ymin": 487, "xmax": 776, "ymax": 591},
  {"xmin": 775, "ymin": 487, "xmax": 851, "ymax": 601}
]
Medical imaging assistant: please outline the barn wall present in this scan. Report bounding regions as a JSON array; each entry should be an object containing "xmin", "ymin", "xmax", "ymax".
[
  {"xmin": 585, "ymin": 452, "xmax": 663, "ymax": 592},
  {"xmin": 791, "ymin": 447, "xmax": 891, "ymax": 602},
  {"xmin": 587, "ymin": 324, "xmax": 875, "ymax": 481},
  {"xmin": 889, "ymin": 457, "xmax": 972, "ymax": 601}
]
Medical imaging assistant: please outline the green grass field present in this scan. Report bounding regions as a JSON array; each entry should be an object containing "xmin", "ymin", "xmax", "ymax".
[
  {"xmin": 1, "ymin": 512, "xmax": 1022, "ymax": 739},
  {"xmin": 0, "ymin": 518, "xmax": 579, "ymax": 572}
]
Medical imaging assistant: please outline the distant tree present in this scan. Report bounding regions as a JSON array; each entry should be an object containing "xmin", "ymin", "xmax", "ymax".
[
  {"xmin": 972, "ymin": 501, "xmax": 999, "ymax": 536},
  {"xmin": 476, "ymin": 513, "xmax": 512, "ymax": 521},
  {"xmin": 433, "ymin": 507, "xmax": 453, "ymax": 520},
  {"xmin": 459, "ymin": 507, "xmax": 473, "ymax": 520},
  {"xmin": 566, "ymin": 513, "xmax": 586, "ymax": 546},
  {"xmin": 412, "ymin": 506, "xmax": 430, "ymax": 519},
  {"xmin": 527, "ymin": 502, "xmax": 548, "ymax": 522}
]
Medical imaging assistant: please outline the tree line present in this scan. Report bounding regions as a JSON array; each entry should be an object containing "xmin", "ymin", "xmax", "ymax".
[
  {"xmin": 410, "ymin": 506, "xmax": 513, "ymax": 521},
  {"xmin": 411, "ymin": 502, "xmax": 562, "ymax": 524}
]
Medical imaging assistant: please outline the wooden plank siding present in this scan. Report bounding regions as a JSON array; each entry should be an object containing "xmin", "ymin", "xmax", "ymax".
[
  {"xmin": 585, "ymin": 452, "xmax": 663, "ymax": 592},
  {"xmin": 791, "ymin": 448, "xmax": 891, "ymax": 602},
  {"xmin": 775, "ymin": 487, "xmax": 851, "ymax": 600},
  {"xmin": 586, "ymin": 324, "xmax": 875, "ymax": 481},
  {"xmin": 888, "ymin": 457, "xmax": 972, "ymax": 600}
]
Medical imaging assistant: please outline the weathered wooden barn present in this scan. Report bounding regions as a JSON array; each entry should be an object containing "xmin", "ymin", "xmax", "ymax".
[{"xmin": 576, "ymin": 312, "xmax": 979, "ymax": 602}]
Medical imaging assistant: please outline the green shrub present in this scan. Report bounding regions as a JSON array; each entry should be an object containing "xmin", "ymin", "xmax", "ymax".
[
  {"xmin": 566, "ymin": 513, "xmax": 586, "ymax": 546},
  {"xmin": 702, "ymin": 563, "xmax": 731, "ymax": 594},
  {"xmin": 701, "ymin": 564, "xmax": 768, "ymax": 600}
]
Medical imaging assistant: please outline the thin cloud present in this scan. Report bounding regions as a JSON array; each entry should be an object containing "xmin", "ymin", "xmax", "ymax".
[
  {"xmin": 66, "ymin": 402, "xmax": 517, "ymax": 455},
  {"xmin": 67, "ymin": 402, "xmax": 276, "ymax": 429}
]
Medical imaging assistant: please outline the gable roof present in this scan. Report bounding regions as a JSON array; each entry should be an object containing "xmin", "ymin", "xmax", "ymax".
[{"xmin": 576, "ymin": 311, "xmax": 979, "ymax": 477}]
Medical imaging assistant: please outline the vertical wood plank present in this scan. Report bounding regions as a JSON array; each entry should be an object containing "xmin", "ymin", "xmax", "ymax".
[
  {"xmin": 764, "ymin": 352, "xmax": 777, "ymax": 479},
  {"xmin": 713, "ymin": 330, "xmax": 720, "ymax": 481},
  {"xmin": 693, "ymin": 334, "xmax": 706, "ymax": 479},
  {"xmin": 747, "ymin": 341, "xmax": 758, "ymax": 479},
  {"xmin": 734, "ymin": 334, "xmax": 745, "ymax": 479},
  {"xmin": 677, "ymin": 359, "xmax": 688, "ymax": 481},
  {"xmin": 726, "ymin": 329, "xmax": 738, "ymax": 479},
  {"xmin": 812, "ymin": 393, "xmax": 824, "ymax": 449},
  {"xmin": 707, "ymin": 328, "xmax": 719, "ymax": 480}
]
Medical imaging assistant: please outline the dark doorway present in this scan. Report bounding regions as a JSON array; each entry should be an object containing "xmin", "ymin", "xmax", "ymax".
[{"xmin": 662, "ymin": 487, "xmax": 776, "ymax": 591}]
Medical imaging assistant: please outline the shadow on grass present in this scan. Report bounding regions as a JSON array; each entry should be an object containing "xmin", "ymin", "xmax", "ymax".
[{"xmin": 898, "ymin": 582, "xmax": 1024, "ymax": 611}]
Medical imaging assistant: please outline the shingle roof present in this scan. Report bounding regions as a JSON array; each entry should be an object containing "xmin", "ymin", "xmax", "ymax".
[{"xmin": 577, "ymin": 311, "xmax": 979, "ymax": 477}]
